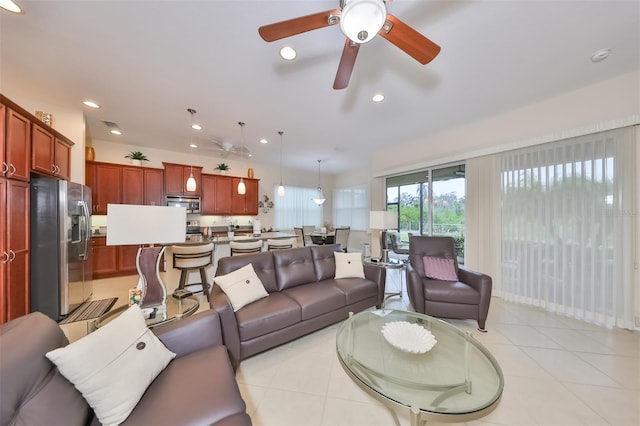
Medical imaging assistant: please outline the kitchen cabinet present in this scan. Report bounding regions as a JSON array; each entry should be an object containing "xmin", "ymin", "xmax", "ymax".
[
  {"xmin": 91, "ymin": 237, "xmax": 117, "ymax": 278},
  {"xmin": 117, "ymin": 245, "xmax": 140, "ymax": 275},
  {"xmin": 232, "ymin": 177, "xmax": 259, "ymax": 215},
  {"xmin": 86, "ymin": 162, "xmax": 122, "ymax": 214},
  {"xmin": 201, "ymin": 174, "xmax": 234, "ymax": 215},
  {"xmin": 163, "ymin": 162, "xmax": 202, "ymax": 197},
  {"xmin": 121, "ymin": 166, "xmax": 144, "ymax": 204},
  {"xmin": 3, "ymin": 106, "xmax": 30, "ymax": 182},
  {"xmin": 31, "ymin": 124, "xmax": 71, "ymax": 179},
  {"xmin": 0, "ymin": 104, "xmax": 5, "ymax": 173},
  {"xmin": 0, "ymin": 178, "xmax": 30, "ymax": 323},
  {"xmin": 144, "ymin": 168, "xmax": 164, "ymax": 206}
]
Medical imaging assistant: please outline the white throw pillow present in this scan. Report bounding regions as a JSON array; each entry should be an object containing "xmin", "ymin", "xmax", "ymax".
[
  {"xmin": 334, "ymin": 252, "xmax": 365, "ymax": 279},
  {"xmin": 46, "ymin": 305, "xmax": 176, "ymax": 426},
  {"xmin": 214, "ymin": 263, "xmax": 269, "ymax": 311}
]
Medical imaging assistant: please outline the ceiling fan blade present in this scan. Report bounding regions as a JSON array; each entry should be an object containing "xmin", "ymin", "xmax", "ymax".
[
  {"xmin": 259, "ymin": 9, "xmax": 340, "ymax": 42},
  {"xmin": 378, "ymin": 14, "xmax": 441, "ymax": 65},
  {"xmin": 333, "ymin": 38, "xmax": 360, "ymax": 90}
]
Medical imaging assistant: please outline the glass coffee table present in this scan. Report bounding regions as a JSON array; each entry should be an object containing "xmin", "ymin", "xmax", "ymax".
[
  {"xmin": 336, "ymin": 310, "xmax": 503, "ymax": 425},
  {"xmin": 92, "ymin": 296, "xmax": 200, "ymax": 330}
]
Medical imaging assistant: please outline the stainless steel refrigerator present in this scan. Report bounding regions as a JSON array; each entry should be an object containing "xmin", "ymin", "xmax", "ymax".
[{"xmin": 30, "ymin": 175, "xmax": 93, "ymax": 321}]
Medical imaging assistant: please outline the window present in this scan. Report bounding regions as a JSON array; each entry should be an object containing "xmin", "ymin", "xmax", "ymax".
[
  {"xmin": 274, "ymin": 186, "xmax": 323, "ymax": 230},
  {"xmin": 333, "ymin": 185, "xmax": 369, "ymax": 230}
]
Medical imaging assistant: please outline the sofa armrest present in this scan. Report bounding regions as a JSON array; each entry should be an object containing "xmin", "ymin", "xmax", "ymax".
[
  {"xmin": 209, "ymin": 290, "xmax": 242, "ymax": 370},
  {"xmin": 153, "ymin": 310, "xmax": 222, "ymax": 358},
  {"xmin": 406, "ymin": 263, "xmax": 425, "ymax": 312},
  {"xmin": 458, "ymin": 267, "xmax": 493, "ymax": 321},
  {"xmin": 364, "ymin": 263, "xmax": 386, "ymax": 308}
]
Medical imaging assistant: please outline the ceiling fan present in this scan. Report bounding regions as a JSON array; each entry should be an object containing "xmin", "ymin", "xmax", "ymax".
[
  {"xmin": 201, "ymin": 139, "xmax": 252, "ymax": 159},
  {"xmin": 258, "ymin": 0, "xmax": 441, "ymax": 89}
]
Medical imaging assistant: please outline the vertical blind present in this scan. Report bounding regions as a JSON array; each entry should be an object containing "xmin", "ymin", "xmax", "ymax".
[
  {"xmin": 274, "ymin": 186, "xmax": 323, "ymax": 230},
  {"xmin": 333, "ymin": 185, "xmax": 369, "ymax": 231},
  {"xmin": 500, "ymin": 127, "xmax": 636, "ymax": 328}
]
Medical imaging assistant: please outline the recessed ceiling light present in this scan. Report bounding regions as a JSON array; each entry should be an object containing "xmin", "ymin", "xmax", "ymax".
[
  {"xmin": 0, "ymin": 0, "xmax": 23, "ymax": 14},
  {"xmin": 191, "ymin": 123, "xmax": 202, "ymax": 130},
  {"xmin": 259, "ymin": 138, "xmax": 268, "ymax": 144},
  {"xmin": 591, "ymin": 48, "xmax": 611, "ymax": 63},
  {"xmin": 83, "ymin": 100, "xmax": 100, "ymax": 109},
  {"xmin": 372, "ymin": 93, "xmax": 385, "ymax": 102},
  {"xmin": 110, "ymin": 129, "xmax": 122, "ymax": 135},
  {"xmin": 189, "ymin": 143, "xmax": 198, "ymax": 148},
  {"xmin": 280, "ymin": 46, "xmax": 297, "ymax": 61}
]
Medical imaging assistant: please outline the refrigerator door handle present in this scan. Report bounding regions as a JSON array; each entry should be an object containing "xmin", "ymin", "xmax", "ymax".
[{"xmin": 79, "ymin": 200, "xmax": 91, "ymax": 260}]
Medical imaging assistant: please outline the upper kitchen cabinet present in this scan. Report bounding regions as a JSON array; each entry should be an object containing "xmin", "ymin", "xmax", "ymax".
[
  {"xmin": 143, "ymin": 168, "xmax": 164, "ymax": 206},
  {"xmin": 31, "ymin": 123, "xmax": 73, "ymax": 180},
  {"xmin": 201, "ymin": 174, "xmax": 234, "ymax": 215},
  {"xmin": 86, "ymin": 162, "xmax": 121, "ymax": 214},
  {"xmin": 121, "ymin": 166, "xmax": 144, "ymax": 204},
  {"xmin": 3, "ymin": 106, "xmax": 30, "ymax": 182},
  {"xmin": 163, "ymin": 162, "xmax": 202, "ymax": 197},
  {"xmin": 0, "ymin": 104, "xmax": 5, "ymax": 173},
  {"xmin": 231, "ymin": 177, "xmax": 259, "ymax": 216}
]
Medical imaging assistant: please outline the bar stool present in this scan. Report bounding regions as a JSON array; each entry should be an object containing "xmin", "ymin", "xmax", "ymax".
[
  {"xmin": 229, "ymin": 240, "xmax": 263, "ymax": 255},
  {"xmin": 171, "ymin": 242, "xmax": 214, "ymax": 302},
  {"xmin": 266, "ymin": 238, "xmax": 293, "ymax": 251}
]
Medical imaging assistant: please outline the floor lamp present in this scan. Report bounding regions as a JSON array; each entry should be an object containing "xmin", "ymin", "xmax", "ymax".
[
  {"xmin": 107, "ymin": 204, "xmax": 186, "ymax": 311},
  {"xmin": 369, "ymin": 210, "xmax": 398, "ymax": 262}
]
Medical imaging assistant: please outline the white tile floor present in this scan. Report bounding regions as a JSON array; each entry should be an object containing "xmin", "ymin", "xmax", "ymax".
[{"xmin": 61, "ymin": 269, "xmax": 640, "ymax": 426}]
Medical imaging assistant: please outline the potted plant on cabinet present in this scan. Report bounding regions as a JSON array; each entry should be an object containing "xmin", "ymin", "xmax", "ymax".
[
  {"xmin": 124, "ymin": 151, "xmax": 149, "ymax": 166},
  {"xmin": 215, "ymin": 163, "xmax": 230, "ymax": 175}
]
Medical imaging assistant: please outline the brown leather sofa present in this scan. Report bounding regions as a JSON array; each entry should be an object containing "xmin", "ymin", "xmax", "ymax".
[
  {"xmin": 211, "ymin": 244, "xmax": 386, "ymax": 368},
  {"xmin": 406, "ymin": 236, "xmax": 492, "ymax": 331},
  {"xmin": 0, "ymin": 310, "xmax": 251, "ymax": 426}
]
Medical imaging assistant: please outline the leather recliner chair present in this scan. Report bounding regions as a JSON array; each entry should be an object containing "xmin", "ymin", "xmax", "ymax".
[{"xmin": 406, "ymin": 236, "xmax": 492, "ymax": 331}]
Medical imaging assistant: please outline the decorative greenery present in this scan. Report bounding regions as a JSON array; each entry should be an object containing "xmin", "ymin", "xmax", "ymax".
[
  {"xmin": 124, "ymin": 151, "xmax": 149, "ymax": 161},
  {"xmin": 215, "ymin": 163, "xmax": 230, "ymax": 171}
]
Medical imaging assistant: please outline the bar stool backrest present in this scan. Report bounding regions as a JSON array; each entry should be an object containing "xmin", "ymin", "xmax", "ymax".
[
  {"xmin": 229, "ymin": 240, "xmax": 263, "ymax": 255},
  {"xmin": 266, "ymin": 238, "xmax": 293, "ymax": 251}
]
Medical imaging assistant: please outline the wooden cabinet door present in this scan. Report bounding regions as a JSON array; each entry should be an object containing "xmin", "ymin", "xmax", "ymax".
[
  {"xmin": 0, "ymin": 178, "xmax": 6, "ymax": 323},
  {"xmin": 91, "ymin": 238, "xmax": 117, "ymax": 278},
  {"xmin": 121, "ymin": 166, "xmax": 144, "ymax": 204},
  {"xmin": 215, "ymin": 175, "xmax": 233, "ymax": 214},
  {"xmin": 117, "ymin": 245, "xmax": 139, "ymax": 275},
  {"xmin": 200, "ymin": 174, "xmax": 216, "ymax": 214},
  {"xmin": 31, "ymin": 123, "xmax": 54, "ymax": 176},
  {"xmin": 93, "ymin": 163, "xmax": 121, "ymax": 214},
  {"xmin": 5, "ymin": 108, "xmax": 30, "ymax": 181},
  {"xmin": 163, "ymin": 163, "xmax": 184, "ymax": 196},
  {"xmin": 0, "ymin": 104, "xmax": 6, "ymax": 175},
  {"xmin": 5, "ymin": 180, "xmax": 29, "ymax": 321},
  {"xmin": 54, "ymin": 138, "xmax": 71, "ymax": 180},
  {"xmin": 231, "ymin": 178, "xmax": 259, "ymax": 215},
  {"xmin": 143, "ymin": 168, "xmax": 164, "ymax": 206}
]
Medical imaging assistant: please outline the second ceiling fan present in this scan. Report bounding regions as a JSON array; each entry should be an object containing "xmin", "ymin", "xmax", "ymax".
[{"xmin": 258, "ymin": 0, "xmax": 441, "ymax": 90}]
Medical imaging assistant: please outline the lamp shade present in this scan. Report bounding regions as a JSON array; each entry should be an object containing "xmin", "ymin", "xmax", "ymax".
[
  {"xmin": 186, "ymin": 172, "xmax": 196, "ymax": 192},
  {"xmin": 340, "ymin": 0, "xmax": 386, "ymax": 43},
  {"xmin": 369, "ymin": 210, "xmax": 397, "ymax": 230},
  {"xmin": 237, "ymin": 178, "xmax": 246, "ymax": 195},
  {"xmin": 106, "ymin": 204, "xmax": 186, "ymax": 245}
]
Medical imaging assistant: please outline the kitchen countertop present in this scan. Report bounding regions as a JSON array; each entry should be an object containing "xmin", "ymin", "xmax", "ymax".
[{"xmin": 195, "ymin": 232, "xmax": 296, "ymax": 244}]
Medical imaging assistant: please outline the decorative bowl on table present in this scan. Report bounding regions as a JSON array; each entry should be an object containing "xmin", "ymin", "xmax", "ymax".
[{"xmin": 381, "ymin": 321, "xmax": 437, "ymax": 354}]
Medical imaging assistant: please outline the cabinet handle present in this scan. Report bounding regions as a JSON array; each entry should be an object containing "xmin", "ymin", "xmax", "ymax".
[
  {"xmin": 8, "ymin": 163, "xmax": 16, "ymax": 176},
  {"xmin": 1, "ymin": 251, "xmax": 9, "ymax": 263},
  {"xmin": 1, "ymin": 162, "xmax": 8, "ymax": 175},
  {"xmin": 55, "ymin": 164, "xmax": 61, "ymax": 175},
  {"xmin": 8, "ymin": 250, "xmax": 16, "ymax": 262}
]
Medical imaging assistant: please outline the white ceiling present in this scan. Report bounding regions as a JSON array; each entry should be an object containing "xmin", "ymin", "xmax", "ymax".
[{"xmin": 1, "ymin": 1, "xmax": 638, "ymax": 174}]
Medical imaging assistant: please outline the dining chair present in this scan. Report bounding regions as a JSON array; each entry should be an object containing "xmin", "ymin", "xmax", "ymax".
[
  {"xmin": 266, "ymin": 238, "xmax": 294, "ymax": 251},
  {"xmin": 293, "ymin": 227, "xmax": 306, "ymax": 247},
  {"xmin": 229, "ymin": 240, "xmax": 263, "ymax": 255},
  {"xmin": 333, "ymin": 227, "xmax": 350, "ymax": 252},
  {"xmin": 302, "ymin": 226, "xmax": 316, "ymax": 246}
]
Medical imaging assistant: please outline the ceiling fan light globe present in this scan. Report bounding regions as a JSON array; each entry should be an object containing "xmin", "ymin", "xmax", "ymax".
[{"xmin": 340, "ymin": 0, "xmax": 386, "ymax": 44}]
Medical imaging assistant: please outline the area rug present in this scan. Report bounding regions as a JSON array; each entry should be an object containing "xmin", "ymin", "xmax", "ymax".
[{"xmin": 59, "ymin": 298, "xmax": 118, "ymax": 324}]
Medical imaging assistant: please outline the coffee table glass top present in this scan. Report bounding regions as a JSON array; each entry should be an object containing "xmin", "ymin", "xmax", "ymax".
[{"xmin": 336, "ymin": 310, "xmax": 503, "ymax": 420}]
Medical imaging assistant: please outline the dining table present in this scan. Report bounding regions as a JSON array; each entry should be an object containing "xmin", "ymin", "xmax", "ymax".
[{"xmin": 310, "ymin": 231, "xmax": 334, "ymax": 245}]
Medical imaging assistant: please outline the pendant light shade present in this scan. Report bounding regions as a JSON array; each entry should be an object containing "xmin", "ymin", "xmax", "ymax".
[
  {"xmin": 186, "ymin": 108, "xmax": 197, "ymax": 192},
  {"xmin": 278, "ymin": 131, "xmax": 285, "ymax": 197},
  {"xmin": 312, "ymin": 159, "xmax": 326, "ymax": 206},
  {"xmin": 237, "ymin": 122, "xmax": 247, "ymax": 194}
]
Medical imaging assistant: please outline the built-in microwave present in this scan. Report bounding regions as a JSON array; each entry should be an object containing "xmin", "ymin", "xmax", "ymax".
[{"xmin": 166, "ymin": 196, "xmax": 200, "ymax": 214}]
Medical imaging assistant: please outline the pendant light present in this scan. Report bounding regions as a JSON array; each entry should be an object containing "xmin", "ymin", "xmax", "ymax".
[
  {"xmin": 185, "ymin": 108, "xmax": 197, "ymax": 192},
  {"xmin": 237, "ymin": 122, "xmax": 246, "ymax": 195},
  {"xmin": 312, "ymin": 159, "xmax": 326, "ymax": 206},
  {"xmin": 277, "ymin": 131, "xmax": 285, "ymax": 197}
]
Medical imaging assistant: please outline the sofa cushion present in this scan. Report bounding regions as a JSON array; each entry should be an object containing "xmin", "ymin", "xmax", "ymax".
[
  {"xmin": 46, "ymin": 305, "xmax": 176, "ymax": 426},
  {"xmin": 334, "ymin": 252, "xmax": 365, "ymax": 279},
  {"xmin": 283, "ymin": 282, "xmax": 346, "ymax": 320},
  {"xmin": 217, "ymin": 251, "xmax": 279, "ymax": 293},
  {"xmin": 423, "ymin": 256, "xmax": 458, "ymax": 281},
  {"xmin": 423, "ymin": 279, "xmax": 481, "ymax": 305},
  {"xmin": 236, "ymin": 293, "xmax": 301, "ymax": 341},
  {"xmin": 310, "ymin": 244, "xmax": 341, "ymax": 281},
  {"xmin": 123, "ymin": 345, "xmax": 250, "ymax": 425},
  {"xmin": 329, "ymin": 278, "xmax": 379, "ymax": 305},
  {"xmin": 214, "ymin": 263, "xmax": 269, "ymax": 312},
  {"xmin": 273, "ymin": 248, "xmax": 318, "ymax": 290}
]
